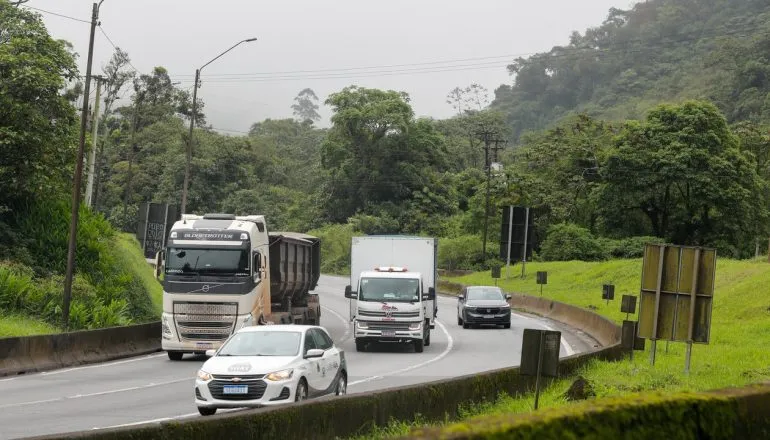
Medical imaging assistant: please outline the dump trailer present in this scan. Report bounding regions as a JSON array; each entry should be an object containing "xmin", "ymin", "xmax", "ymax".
[{"xmin": 154, "ymin": 213, "xmax": 321, "ymax": 361}]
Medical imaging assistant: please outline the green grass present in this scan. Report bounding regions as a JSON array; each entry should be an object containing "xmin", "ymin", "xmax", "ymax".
[
  {"xmin": 116, "ymin": 233, "xmax": 162, "ymax": 314},
  {"xmin": 356, "ymin": 257, "xmax": 770, "ymax": 439},
  {"xmin": 0, "ymin": 314, "xmax": 58, "ymax": 337}
]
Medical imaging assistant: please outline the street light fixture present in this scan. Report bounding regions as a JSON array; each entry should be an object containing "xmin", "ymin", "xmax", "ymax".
[{"xmin": 180, "ymin": 37, "xmax": 257, "ymax": 215}]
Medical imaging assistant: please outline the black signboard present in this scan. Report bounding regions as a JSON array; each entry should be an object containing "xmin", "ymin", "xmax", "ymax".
[
  {"xmin": 621, "ymin": 295, "xmax": 637, "ymax": 314},
  {"xmin": 499, "ymin": 206, "xmax": 536, "ymax": 261},
  {"xmin": 137, "ymin": 203, "xmax": 178, "ymax": 259},
  {"xmin": 536, "ymin": 271, "xmax": 548, "ymax": 285},
  {"xmin": 491, "ymin": 266, "xmax": 501, "ymax": 279},
  {"xmin": 520, "ymin": 328, "xmax": 561, "ymax": 378},
  {"xmin": 602, "ymin": 284, "xmax": 615, "ymax": 301}
]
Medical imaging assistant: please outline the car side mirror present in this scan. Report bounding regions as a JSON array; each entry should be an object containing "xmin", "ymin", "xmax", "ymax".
[
  {"xmin": 458, "ymin": 295, "xmax": 464, "ymax": 301},
  {"xmin": 205, "ymin": 349, "xmax": 216, "ymax": 357},
  {"xmin": 305, "ymin": 348, "xmax": 324, "ymax": 359},
  {"xmin": 345, "ymin": 285, "xmax": 356, "ymax": 299},
  {"xmin": 505, "ymin": 294, "xmax": 512, "ymax": 300}
]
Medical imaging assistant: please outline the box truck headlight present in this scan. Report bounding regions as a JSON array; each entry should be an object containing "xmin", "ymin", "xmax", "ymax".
[
  {"xmin": 408, "ymin": 322, "xmax": 422, "ymax": 330},
  {"xmin": 357, "ymin": 321, "xmax": 368, "ymax": 329}
]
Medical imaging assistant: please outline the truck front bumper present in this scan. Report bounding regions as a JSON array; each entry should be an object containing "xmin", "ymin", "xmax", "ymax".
[{"xmin": 353, "ymin": 321, "xmax": 423, "ymax": 342}]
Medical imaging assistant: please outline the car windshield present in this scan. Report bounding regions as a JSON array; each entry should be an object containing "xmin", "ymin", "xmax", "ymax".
[
  {"xmin": 466, "ymin": 288, "xmax": 504, "ymax": 301},
  {"xmin": 217, "ymin": 331, "xmax": 301, "ymax": 357},
  {"xmin": 359, "ymin": 277, "xmax": 420, "ymax": 302},
  {"xmin": 165, "ymin": 247, "xmax": 249, "ymax": 276}
]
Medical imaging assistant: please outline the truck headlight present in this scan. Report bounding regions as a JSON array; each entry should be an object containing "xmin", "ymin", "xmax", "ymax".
[
  {"xmin": 408, "ymin": 322, "xmax": 422, "ymax": 330},
  {"xmin": 162, "ymin": 315, "xmax": 173, "ymax": 337},
  {"xmin": 266, "ymin": 369, "xmax": 293, "ymax": 381},
  {"xmin": 197, "ymin": 370, "xmax": 212, "ymax": 382},
  {"xmin": 357, "ymin": 321, "xmax": 368, "ymax": 329}
]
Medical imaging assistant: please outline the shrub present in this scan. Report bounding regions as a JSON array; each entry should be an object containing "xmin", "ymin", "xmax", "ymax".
[
  {"xmin": 438, "ymin": 234, "xmax": 499, "ymax": 271},
  {"xmin": 307, "ymin": 223, "xmax": 357, "ymax": 275},
  {"xmin": 540, "ymin": 223, "xmax": 608, "ymax": 261},
  {"xmin": 605, "ymin": 235, "xmax": 664, "ymax": 258}
]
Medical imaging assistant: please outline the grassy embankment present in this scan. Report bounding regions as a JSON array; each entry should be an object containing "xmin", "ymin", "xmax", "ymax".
[
  {"xmin": 355, "ymin": 257, "xmax": 770, "ymax": 439},
  {"xmin": 0, "ymin": 232, "xmax": 162, "ymax": 337}
]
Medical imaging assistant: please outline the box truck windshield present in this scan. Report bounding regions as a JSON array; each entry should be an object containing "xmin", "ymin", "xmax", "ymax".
[
  {"xmin": 165, "ymin": 247, "xmax": 250, "ymax": 277},
  {"xmin": 359, "ymin": 277, "xmax": 420, "ymax": 303}
]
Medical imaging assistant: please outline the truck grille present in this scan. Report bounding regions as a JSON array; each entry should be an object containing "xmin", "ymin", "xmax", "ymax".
[
  {"xmin": 208, "ymin": 380, "xmax": 267, "ymax": 401},
  {"xmin": 365, "ymin": 321, "xmax": 414, "ymax": 331},
  {"xmin": 173, "ymin": 301, "xmax": 238, "ymax": 342},
  {"xmin": 359, "ymin": 310, "xmax": 420, "ymax": 318}
]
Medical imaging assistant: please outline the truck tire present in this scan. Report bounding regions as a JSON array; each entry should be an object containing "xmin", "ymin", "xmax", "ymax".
[
  {"xmin": 167, "ymin": 351, "xmax": 183, "ymax": 361},
  {"xmin": 355, "ymin": 339, "xmax": 366, "ymax": 352},
  {"xmin": 424, "ymin": 324, "xmax": 431, "ymax": 347},
  {"xmin": 414, "ymin": 339, "xmax": 424, "ymax": 353}
]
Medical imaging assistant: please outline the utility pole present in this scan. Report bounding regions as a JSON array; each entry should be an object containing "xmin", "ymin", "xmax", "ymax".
[
  {"xmin": 479, "ymin": 131, "xmax": 506, "ymax": 263},
  {"xmin": 123, "ymin": 90, "xmax": 143, "ymax": 216},
  {"xmin": 180, "ymin": 38, "xmax": 257, "ymax": 215},
  {"xmin": 85, "ymin": 75, "xmax": 104, "ymax": 208},
  {"xmin": 63, "ymin": 0, "xmax": 104, "ymax": 329}
]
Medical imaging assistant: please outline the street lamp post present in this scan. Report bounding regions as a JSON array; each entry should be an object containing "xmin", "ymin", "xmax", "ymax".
[{"xmin": 180, "ymin": 37, "xmax": 257, "ymax": 215}]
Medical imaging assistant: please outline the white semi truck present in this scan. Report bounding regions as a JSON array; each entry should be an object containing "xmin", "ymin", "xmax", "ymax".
[
  {"xmin": 344, "ymin": 235, "xmax": 437, "ymax": 353},
  {"xmin": 153, "ymin": 213, "xmax": 321, "ymax": 360}
]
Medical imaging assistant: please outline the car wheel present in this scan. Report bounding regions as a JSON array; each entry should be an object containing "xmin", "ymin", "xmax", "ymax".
[
  {"xmin": 457, "ymin": 314, "xmax": 463, "ymax": 326},
  {"xmin": 335, "ymin": 373, "xmax": 347, "ymax": 396},
  {"xmin": 503, "ymin": 322, "xmax": 511, "ymax": 329},
  {"xmin": 198, "ymin": 407, "xmax": 216, "ymax": 416},
  {"xmin": 167, "ymin": 351, "xmax": 183, "ymax": 361},
  {"xmin": 295, "ymin": 379, "xmax": 308, "ymax": 402}
]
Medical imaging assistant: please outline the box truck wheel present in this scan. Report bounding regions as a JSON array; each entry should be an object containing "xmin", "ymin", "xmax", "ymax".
[
  {"xmin": 414, "ymin": 338, "xmax": 424, "ymax": 353},
  {"xmin": 355, "ymin": 339, "xmax": 366, "ymax": 352},
  {"xmin": 167, "ymin": 351, "xmax": 183, "ymax": 361},
  {"xmin": 424, "ymin": 322, "xmax": 431, "ymax": 347}
]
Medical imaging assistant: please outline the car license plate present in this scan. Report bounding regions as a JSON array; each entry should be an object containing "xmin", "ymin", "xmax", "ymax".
[
  {"xmin": 382, "ymin": 329, "xmax": 396, "ymax": 337},
  {"xmin": 223, "ymin": 385, "xmax": 248, "ymax": 395},
  {"xmin": 196, "ymin": 342, "xmax": 213, "ymax": 349},
  {"xmin": 483, "ymin": 315, "xmax": 494, "ymax": 319}
]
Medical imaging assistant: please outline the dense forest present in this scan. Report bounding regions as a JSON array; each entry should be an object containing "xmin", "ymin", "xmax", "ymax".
[{"xmin": 2, "ymin": 0, "xmax": 770, "ymax": 332}]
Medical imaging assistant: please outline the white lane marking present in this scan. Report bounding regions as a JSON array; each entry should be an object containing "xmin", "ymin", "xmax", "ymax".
[
  {"xmin": 348, "ymin": 319, "xmax": 454, "ymax": 387},
  {"xmin": 91, "ymin": 409, "xmax": 241, "ymax": 430},
  {"xmin": 0, "ymin": 353, "xmax": 166, "ymax": 382},
  {"xmin": 0, "ymin": 377, "xmax": 191, "ymax": 409},
  {"xmin": 321, "ymin": 305, "xmax": 351, "ymax": 342}
]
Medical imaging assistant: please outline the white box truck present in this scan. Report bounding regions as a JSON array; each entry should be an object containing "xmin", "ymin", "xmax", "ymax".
[{"xmin": 344, "ymin": 235, "xmax": 437, "ymax": 353}]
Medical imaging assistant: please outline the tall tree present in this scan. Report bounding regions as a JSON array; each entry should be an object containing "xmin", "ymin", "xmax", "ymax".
[
  {"xmin": 598, "ymin": 101, "xmax": 770, "ymax": 256},
  {"xmin": 291, "ymin": 88, "xmax": 321, "ymax": 124},
  {"xmin": 0, "ymin": 2, "xmax": 79, "ymax": 212}
]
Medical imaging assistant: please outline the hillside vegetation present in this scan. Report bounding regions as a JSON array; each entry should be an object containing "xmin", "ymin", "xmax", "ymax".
[
  {"xmin": 492, "ymin": 0, "xmax": 770, "ymax": 140},
  {"xmin": 356, "ymin": 257, "xmax": 770, "ymax": 439}
]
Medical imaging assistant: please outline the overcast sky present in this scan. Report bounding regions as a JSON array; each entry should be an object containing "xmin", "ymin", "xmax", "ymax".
[{"xmin": 27, "ymin": 0, "xmax": 634, "ymax": 133}]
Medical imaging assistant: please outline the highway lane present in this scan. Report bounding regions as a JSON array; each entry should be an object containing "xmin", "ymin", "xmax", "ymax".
[{"xmin": 0, "ymin": 275, "xmax": 596, "ymax": 439}]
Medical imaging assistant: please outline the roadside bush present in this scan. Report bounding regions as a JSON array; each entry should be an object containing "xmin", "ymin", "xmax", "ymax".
[
  {"xmin": 540, "ymin": 223, "xmax": 608, "ymax": 261},
  {"xmin": 438, "ymin": 234, "xmax": 499, "ymax": 271},
  {"xmin": 605, "ymin": 235, "xmax": 664, "ymax": 258}
]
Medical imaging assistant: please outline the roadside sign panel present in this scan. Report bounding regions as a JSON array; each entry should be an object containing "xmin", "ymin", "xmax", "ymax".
[{"xmin": 638, "ymin": 243, "xmax": 716, "ymax": 344}]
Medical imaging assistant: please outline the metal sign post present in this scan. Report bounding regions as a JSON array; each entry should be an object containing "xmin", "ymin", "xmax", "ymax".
[
  {"xmin": 505, "ymin": 206, "xmax": 513, "ymax": 279},
  {"xmin": 521, "ymin": 329, "xmax": 561, "ymax": 410},
  {"xmin": 521, "ymin": 207, "xmax": 530, "ymax": 279},
  {"xmin": 602, "ymin": 284, "xmax": 615, "ymax": 306}
]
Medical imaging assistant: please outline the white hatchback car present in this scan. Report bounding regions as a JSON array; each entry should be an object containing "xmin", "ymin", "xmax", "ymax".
[{"xmin": 194, "ymin": 325, "xmax": 347, "ymax": 416}]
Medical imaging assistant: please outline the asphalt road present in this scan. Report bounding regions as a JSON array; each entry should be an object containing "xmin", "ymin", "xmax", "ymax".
[{"xmin": 0, "ymin": 275, "xmax": 597, "ymax": 440}]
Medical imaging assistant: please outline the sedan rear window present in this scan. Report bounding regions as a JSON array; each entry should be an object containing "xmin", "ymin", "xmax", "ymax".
[{"xmin": 218, "ymin": 331, "xmax": 301, "ymax": 357}]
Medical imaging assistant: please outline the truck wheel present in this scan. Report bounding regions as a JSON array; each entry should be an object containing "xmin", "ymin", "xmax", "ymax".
[
  {"xmin": 355, "ymin": 340, "xmax": 366, "ymax": 352},
  {"xmin": 424, "ymin": 326, "xmax": 431, "ymax": 347},
  {"xmin": 414, "ymin": 339, "xmax": 424, "ymax": 353},
  {"xmin": 167, "ymin": 351, "xmax": 183, "ymax": 361}
]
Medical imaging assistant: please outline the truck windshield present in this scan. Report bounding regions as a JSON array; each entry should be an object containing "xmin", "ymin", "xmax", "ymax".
[
  {"xmin": 359, "ymin": 277, "xmax": 420, "ymax": 302},
  {"xmin": 165, "ymin": 247, "xmax": 249, "ymax": 276}
]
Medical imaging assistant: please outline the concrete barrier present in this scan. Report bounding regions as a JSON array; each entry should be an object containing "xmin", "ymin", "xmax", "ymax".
[{"xmin": 0, "ymin": 321, "xmax": 161, "ymax": 377}]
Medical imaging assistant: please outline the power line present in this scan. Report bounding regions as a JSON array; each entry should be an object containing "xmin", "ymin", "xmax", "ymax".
[
  {"xmin": 98, "ymin": 25, "xmax": 141, "ymax": 74},
  {"xmin": 23, "ymin": 5, "xmax": 91, "ymax": 24}
]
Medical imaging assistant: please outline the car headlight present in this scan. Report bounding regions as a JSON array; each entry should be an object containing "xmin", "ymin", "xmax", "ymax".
[
  {"xmin": 265, "ymin": 369, "xmax": 294, "ymax": 381},
  {"xmin": 356, "ymin": 321, "xmax": 368, "ymax": 329},
  {"xmin": 408, "ymin": 321, "xmax": 422, "ymax": 330},
  {"xmin": 197, "ymin": 370, "xmax": 212, "ymax": 381}
]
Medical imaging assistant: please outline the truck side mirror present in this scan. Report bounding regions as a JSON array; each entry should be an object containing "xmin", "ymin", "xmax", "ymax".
[
  {"xmin": 429, "ymin": 287, "xmax": 436, "ymax": 299},
  {"xmin": 344, "ymin": 285, "xmax": 356, "ymax": 299},
  {"xmin": 253, "ymin": 253, "xmax": 262, "ymax": 281},
  {"xmin": 154, "ymin": 250, "xmax": 164, "ymax": 280}
]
